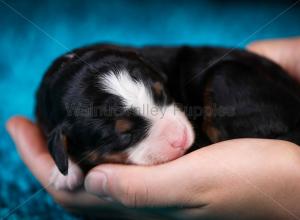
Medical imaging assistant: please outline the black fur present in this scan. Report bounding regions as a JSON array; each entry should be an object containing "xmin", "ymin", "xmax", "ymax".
[{"xmin": 36, "ymin": 44, "xmax": 300, "ymax": 174}]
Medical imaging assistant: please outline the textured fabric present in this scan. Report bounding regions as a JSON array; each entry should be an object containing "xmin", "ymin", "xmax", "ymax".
[{"xmin": 1, "ymin": 0, "xmax": 300, "ymax": 219}]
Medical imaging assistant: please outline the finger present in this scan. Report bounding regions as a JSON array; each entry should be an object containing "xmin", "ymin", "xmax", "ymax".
[
  {"xmin": 85, "ymin": 138, "xmax": 300, "ymax": 208},
  {"xmin": 247, "ymin": 37, "xmax": 300, "ymax": 81},
  {"xmin": 6, "ymin": 116, "xmax": 54, "ymax": 187}
]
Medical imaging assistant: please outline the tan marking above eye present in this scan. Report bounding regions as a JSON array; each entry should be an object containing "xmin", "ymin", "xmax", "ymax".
[
  {"xmin": 115, "ymin": 119, "xmax": 132, "ymax": 133},
  {"xmin": 152, "ymin": 82, "xmax": 163, "ymax": 96}
]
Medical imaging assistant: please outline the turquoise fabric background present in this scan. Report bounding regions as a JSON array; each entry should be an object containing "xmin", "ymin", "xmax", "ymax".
[{"xmin": 1, "ymin": 0, "xmax": 300, "ymax": 219}]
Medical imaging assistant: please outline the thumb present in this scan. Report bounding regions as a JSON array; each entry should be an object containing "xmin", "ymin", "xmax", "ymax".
[{"xmin": 84, "ymin": 152, "xmax": 210, "ymax": 207}]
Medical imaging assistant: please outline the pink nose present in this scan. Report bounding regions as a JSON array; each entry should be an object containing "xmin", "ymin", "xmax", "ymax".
[{"xmin": 169, "ymin": 127, "xmax": 188, "ymax": 149}]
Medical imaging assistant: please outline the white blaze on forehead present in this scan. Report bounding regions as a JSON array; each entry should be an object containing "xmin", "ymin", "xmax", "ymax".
[{"xmin": 100, "ymin": 70, "xmax": 162, "ymax": 120}]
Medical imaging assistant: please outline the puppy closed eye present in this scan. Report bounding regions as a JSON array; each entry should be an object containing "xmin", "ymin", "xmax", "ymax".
[{"xmin": 115, "ymin": 118, "xmax": 132, "ymax": 133}]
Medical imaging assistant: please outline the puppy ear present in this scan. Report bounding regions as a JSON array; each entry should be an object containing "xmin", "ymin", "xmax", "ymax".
[{"xmin": 47, "ymin": 126, "xmax": 69, "ymax": 175}]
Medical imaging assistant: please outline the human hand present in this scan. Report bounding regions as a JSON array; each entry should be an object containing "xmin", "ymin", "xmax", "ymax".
[
  {"xmin": 84, "ymin": 137, "xmax": 300, "ymax": 220},
  {"xmin": 7, "ymin": 117, "xmax": 300, "ymax": 219}
]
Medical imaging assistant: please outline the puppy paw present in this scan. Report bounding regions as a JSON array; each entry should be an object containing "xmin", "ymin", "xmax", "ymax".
[{"xmin": 49, "ymin": 160, "xmax": 84, "ymax": 191}]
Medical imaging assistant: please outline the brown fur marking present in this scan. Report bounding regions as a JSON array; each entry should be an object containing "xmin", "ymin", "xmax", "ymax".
[
  {"xmin": 115, "ymin": 119, "xmax": 132, "ymax": 133},
  {"xmin": 152, "ymin": 82, "xmax": 163, "ymax": 96},
  {"xmin": 202, "ymin": 78, "xmax": 220, "ymax": 143}
]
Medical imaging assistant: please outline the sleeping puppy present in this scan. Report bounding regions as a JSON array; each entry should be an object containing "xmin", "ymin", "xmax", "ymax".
[{"xmin": 36, "ymin": 44, "xmax": 300, "ymax": 190}]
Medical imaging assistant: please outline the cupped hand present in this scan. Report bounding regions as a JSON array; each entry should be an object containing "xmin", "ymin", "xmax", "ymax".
[
  {"xmin": 7, "ymin": 117, "xmax": 300, "ymax": 220},
  {"xmin": 84, "ymin": 138, "xmax": 300, "ymax": 220}
]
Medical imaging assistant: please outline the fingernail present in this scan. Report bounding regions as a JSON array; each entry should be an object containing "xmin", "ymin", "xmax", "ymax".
[{"xmin": 85, "ymin": 171, "xmax": 108, "ymax": 197}]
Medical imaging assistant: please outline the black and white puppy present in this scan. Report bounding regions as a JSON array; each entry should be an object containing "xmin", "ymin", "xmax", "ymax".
[{"xmin": 36, "ymin": 44, "xmax": 300, "ymax": 190}]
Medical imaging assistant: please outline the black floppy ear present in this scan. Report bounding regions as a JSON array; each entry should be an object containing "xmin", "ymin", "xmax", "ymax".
[{"xmin": 47, "ymin": 126, "xmax": 69, "ymax": 175}]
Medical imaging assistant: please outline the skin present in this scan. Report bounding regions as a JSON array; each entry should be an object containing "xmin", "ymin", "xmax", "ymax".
[{"xmin": 6, "ymin": 38, "xmax": 300, "ymax": 219}]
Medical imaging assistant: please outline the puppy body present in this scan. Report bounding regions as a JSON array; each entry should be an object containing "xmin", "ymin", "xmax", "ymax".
[
  {"xmin": 143, "ymin": 46, "xmax": 300, "ymax": 146},
  {"xmin": 36, "ymin": 44, "xmax": 300, "ymax": 190}
]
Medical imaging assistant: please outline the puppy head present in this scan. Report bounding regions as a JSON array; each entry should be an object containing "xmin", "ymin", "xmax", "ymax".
[
  {"xmin": 48, "ymin": 49, "xmax": 194, "ymax": 174},
  {"xmin": 99, "ymin": 70, "xmax": 195, "ymax": 165}
]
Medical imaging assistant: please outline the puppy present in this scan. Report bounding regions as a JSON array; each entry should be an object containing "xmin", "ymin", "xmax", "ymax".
[{"xmin": 36, "ymin": 44, "xmax": 300, "ymax": 190}]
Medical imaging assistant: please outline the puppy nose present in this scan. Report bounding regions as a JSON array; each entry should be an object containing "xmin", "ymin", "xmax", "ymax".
[{"xmin": 170, "ymin": 127, "xmax": 187, "ymax": 149}]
